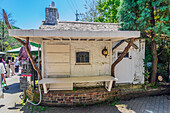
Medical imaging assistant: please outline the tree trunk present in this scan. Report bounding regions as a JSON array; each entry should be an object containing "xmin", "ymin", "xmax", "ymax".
[
  {"xmin": 111, "ymin": 38, "xmax": 135, "ymax": 77},
  {"xmin": 3, "ymin": 9, "xmax": 42, "ymax": 80},
  {"xmin": 149, "ymin": 1, "xmax": 157, "ymax": 84},
  {"xmin": 151, "ymin": 40, "xmax": 157, "ymax": 84}
]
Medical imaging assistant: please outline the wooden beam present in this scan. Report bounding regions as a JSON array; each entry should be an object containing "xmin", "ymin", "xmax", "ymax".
[
  {"xmin": 80, "ymin": 38, "xmax": 87, "ymax": 41},
  {"xmin": 71, "ymin": 38, "xmax": 79, "ymax": 41},
  {"xmin": 96, "ymin": 39, "xmax": 103, "ymax": 41},
  {"xmin": 53, "ymin": 38, "xmax": 61, "ymax": 40},
  {"xmin": 3, "ymin": 9, "xmax": 42, "ymax": 80},
  {"xmin": 104, "ymin": 39, "xmax": 111, "ymax": 41},
  {"xmin": 88, "ymin": 39, "xmax": 95, "ymax": 41},
  {"xmin": 125, "ymin": 40, "xmax": 139, "ymax": 49},
  {"xmin": 62, "ymin": 38, "xmax": 70, "ymax": 41}
]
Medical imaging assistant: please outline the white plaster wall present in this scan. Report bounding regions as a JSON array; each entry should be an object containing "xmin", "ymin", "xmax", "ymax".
[
  {"xmin": 43, "ymin": 41, "xmax": 111, "ymax": 78},
  {"xmin": 112, "ymin": 39, "xmax": 145, "ymax": 84},
  {"xmin": 132, "ymin": 39, "xmax": 145, "ymax": 84},
  {"xmin": 70, "ymin": 42, "xmax": 111, "ymax": 77},
  {"xmin": 42, "ymin": 39, "xmax": 145, "ymax": 86}
]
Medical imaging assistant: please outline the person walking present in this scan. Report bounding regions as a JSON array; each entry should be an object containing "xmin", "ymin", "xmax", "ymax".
[
  {"xmin": 2, "ymin": 58, "xmax": 7, "ymax": 78},
  {"xmin": 5, "ymin": 58, "xmax": 10, "ymax": 78},
  {"xmin": 6, "ymin": 57, "xmax": 11, "ymax": 78},
  {"xmin": 0, "ymin": 57, "xmax": 7, "ymax": 98},
  {"xmin": 10, "ymin": 57, "xmax": 16, "ymax": 76},
  {"xmin": 14, "ymin": 58, "xmax": 20, "ymax": 73}
]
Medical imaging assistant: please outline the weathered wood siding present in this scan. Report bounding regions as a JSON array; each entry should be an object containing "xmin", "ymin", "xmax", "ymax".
[{"xmin": 45, "ymin": 44, "xmax": 70, "ymax": 77}]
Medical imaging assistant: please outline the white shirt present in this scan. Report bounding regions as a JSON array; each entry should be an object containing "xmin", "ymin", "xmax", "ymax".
[
  {"xmin": 0, "ymin": 63, "xmax": 5, "ymax": 98},
  {"xmin": 0, "ymin": 63, "xmax": 6, "ymax": 74}
]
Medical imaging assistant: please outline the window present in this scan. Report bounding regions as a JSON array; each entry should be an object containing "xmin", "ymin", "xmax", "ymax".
[
  {"xmin": 118, "ymin": 52, "xmax": 129, "ymax": 58},
  {"xmin": 76, "ymin": 52, "xmax": 89, "ymax": 63}
]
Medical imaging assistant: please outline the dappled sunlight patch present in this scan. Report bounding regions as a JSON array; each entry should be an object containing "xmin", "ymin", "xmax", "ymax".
[
  {"xmin": 115, "ymin": 104, "xmax": 136, "ymax": 113},
  {"xmin": 145, "ymin": 109, "xmax": 153, "ymax": 113}
]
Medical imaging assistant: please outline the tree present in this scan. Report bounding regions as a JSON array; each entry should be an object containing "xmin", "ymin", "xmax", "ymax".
[
  {"xmin": 82, "ymin": 0, "xmax": 120, "ymax": 23},
  {"xmin": 96, "ymin": 0, "xmax": 120, "ymax": 23},
  {"xmin": 82, "ymin": 0, "xmax": 99, "ymax": 22},
  {"xmin": 117, "ymin": 0, "xmax": 170, "ymax": 84},
  {"xmin": 0, "ymin": 10, "xmax": 21, "ymax": 51},
  {"xmin": 3, "ymin": 9, "xmax": 42, "ymax": 80}
]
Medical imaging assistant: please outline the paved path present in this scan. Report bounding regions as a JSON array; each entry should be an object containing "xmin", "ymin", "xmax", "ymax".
[
  {"xmin": 0, "ymin": 75, "xmax": 170, "ymax": 113},
  {"xmin": 20, "ymin": 95, "xmax": 170, "ymax": 113},
  {"xmin": 0, "ymin": 75, "xmax": 22, "ymax": 113}
]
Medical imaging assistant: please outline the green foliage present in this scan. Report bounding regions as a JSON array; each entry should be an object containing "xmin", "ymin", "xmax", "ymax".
[
  {"xmin": 104, "ymin": 96, "xmax": 118, "ymax": 106},
  {"xmin": 0, "ymin": 10, "xmax": 39, "ymax": 52},
  {"xmin": 0, "ymin": 21, "xmax": 22, "ymax": 51},
  {"xmin": 96, "ymin": 0, "xmax": 120, "ymax": 23},
  {"xmin": 143, "ymin": 39, "xmax": 153, "ymax": 83},
  {"xmin": 82, "ymin": 0, "xmax": 120, "ymax": 23},
  {"xmin": 117, "ymin": 0, "xmax": 170, "ymax": 83},
  {"xmin": 117, "ymin": 0, "xmax": 170, "ymax": 37},
  {"xmin": 27, "ymin": 105, "xmax": 48, "ymax": 112},
  {"xmin": 82, "ymin": 0, "xmax": 99, "ymax": 22},
  {"xmin": 73, "ymin": 87, "xmax": 77, "ymax": 91}
]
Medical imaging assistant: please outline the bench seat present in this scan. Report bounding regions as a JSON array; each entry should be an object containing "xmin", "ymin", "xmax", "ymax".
[{"xmin": 38, "ymin": 76, "xmax": 118, "ymax": 94}]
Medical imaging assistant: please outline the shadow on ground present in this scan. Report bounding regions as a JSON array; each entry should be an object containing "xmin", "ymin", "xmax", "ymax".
[
  {"xmin": 4, "ymin": 83, "xmax": 22, "ymax": 94},
  {"xmin": 19, "ymin": 102, "xmax": 122, "ymax": 113},
  {"xmin": 0, "ymin": 105, "xmax": 5, "ymax": 108}
]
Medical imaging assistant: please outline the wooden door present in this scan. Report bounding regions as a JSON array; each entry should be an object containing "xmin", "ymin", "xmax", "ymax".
[
  {"xmin": 45, "ymin": 44, "xmax": 70, "ymax": 77},
  {"xmin": 114, "ymin": 50, "xmax": 133, "ymax": 83}
]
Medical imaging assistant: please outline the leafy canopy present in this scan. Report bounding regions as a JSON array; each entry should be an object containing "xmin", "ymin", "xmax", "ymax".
[
  {"xmin": 117, "ymin": 0, "xmax": 170, "ymax": 40},
  {"xmin": 96, "ymin": 0, "xmax": 120, "ymax": 23}
]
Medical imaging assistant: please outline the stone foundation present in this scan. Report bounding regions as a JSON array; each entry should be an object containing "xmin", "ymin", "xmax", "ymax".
[
  {"xmin": 41, "ymin": 88, "xmax": 120, "ymax": 106},
  {"xmin": 26, "ymin": 85, "xmax": 170, "ymax": 106}
]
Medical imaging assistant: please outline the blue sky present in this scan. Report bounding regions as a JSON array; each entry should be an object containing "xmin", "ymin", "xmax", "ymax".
[{"xmin": 0, "ymin": 0, "xmax": 86, "ymax": 29}]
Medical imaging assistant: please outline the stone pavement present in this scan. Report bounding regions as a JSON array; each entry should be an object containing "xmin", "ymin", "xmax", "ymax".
[
  {"xmin": 0, "ymin": 75, "xmax": 22, "ymax": 113},
  {"xmin": 0, "ymin": 75, "xmax": 170, "ymax": 113},
  {"xmin": 20, "ymin": 95, "xmax": 170, "ymax": 113}
]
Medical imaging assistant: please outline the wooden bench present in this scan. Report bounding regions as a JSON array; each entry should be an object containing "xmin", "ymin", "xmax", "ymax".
[{"xmin": 38, "ymin": 76, "xmax": 118, "ymax": 94}]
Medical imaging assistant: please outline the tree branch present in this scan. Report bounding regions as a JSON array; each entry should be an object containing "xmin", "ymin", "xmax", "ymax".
[
  {"xmin": 3, "ymin": 9, "xmax": 25, "ymax": 45},
  {"xmin": 111, "ymin": 38, "xmax": 135, "ymax": 77},
  {"xmin": 24, "ymin": 38, "xmax": 42, "ymax": 79},
  {"xmin": 3, "ymin": 9, "xmax": 42, "ymax": 80}
]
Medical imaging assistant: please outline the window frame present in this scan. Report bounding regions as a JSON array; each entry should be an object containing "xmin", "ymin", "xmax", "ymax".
[
  {"xmin": 75, "ymin": 51, "xmax": 90, "ymax": 65},
  {"xmin": 117, "ymin": 52, "xmax": 129, "ymax": 58}
]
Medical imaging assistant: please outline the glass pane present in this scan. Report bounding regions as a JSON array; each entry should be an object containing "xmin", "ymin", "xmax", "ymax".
[
  {"xmin": 118, "ymin": 52, "xmax": 129, "ymax": 58},
  {"xmin": 76, "ymin": 52, "xmax": 89, "ymax": 63}
]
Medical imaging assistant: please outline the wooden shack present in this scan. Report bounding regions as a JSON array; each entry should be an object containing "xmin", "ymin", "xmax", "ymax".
[{"xmin": 8, "ymin": 3, "xmax": 145, "ymax": 94}]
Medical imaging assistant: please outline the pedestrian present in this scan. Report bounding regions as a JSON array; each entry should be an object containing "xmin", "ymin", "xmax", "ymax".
[
  {"xmin": 2, "ymin": 58, "xmax": 7, "ymax": 77},
  {"xmin": 0, "ymin": 57, "xmax": 7, "ymax": 98},
  {"xmin": 14, "ymin": 58, "xmax": 19, "ymax": 73},
  {"xmin": 6, "ymin": 57, "xmax": 11, "ymax": 78},
  {"xmin": 10, "ymin": 57, "xmax": 16, "ymax": 76},
  {"xmin": 18, "ymin": 41, "xmax": 31, "ymax": 70}
]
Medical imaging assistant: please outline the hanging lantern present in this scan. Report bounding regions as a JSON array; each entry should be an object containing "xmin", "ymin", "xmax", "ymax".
[{"xmin": 102, "ymin": 46, "xmax": 108, "ymax": 58}]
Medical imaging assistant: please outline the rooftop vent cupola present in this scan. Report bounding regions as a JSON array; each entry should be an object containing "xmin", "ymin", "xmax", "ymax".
[{"xmin": 44, "ymin": 1, "xmax": 59, "ymax": 25}]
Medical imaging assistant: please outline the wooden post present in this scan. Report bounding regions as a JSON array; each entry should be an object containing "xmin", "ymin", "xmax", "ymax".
[
  {"xmin": 3, "ymin": 9, "xmax": 42, "ymax": 80},
  {"xmin": 23, "ymin": 89, "xmax": 27, "ymax": 102}
]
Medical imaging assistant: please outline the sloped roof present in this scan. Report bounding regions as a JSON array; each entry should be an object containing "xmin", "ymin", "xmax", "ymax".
[
  {"xmin": 9, "ymin": 21, "xmax": 140, "ymax": 44},
  {"xmin": 39, "ymin": 21, "xmax": 120, "ymax": 31}
]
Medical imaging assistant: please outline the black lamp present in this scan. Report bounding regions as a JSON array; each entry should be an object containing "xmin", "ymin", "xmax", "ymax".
[{"xmin": 102, "ymin": 46, "xmax": 108, "ymax": 58}]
